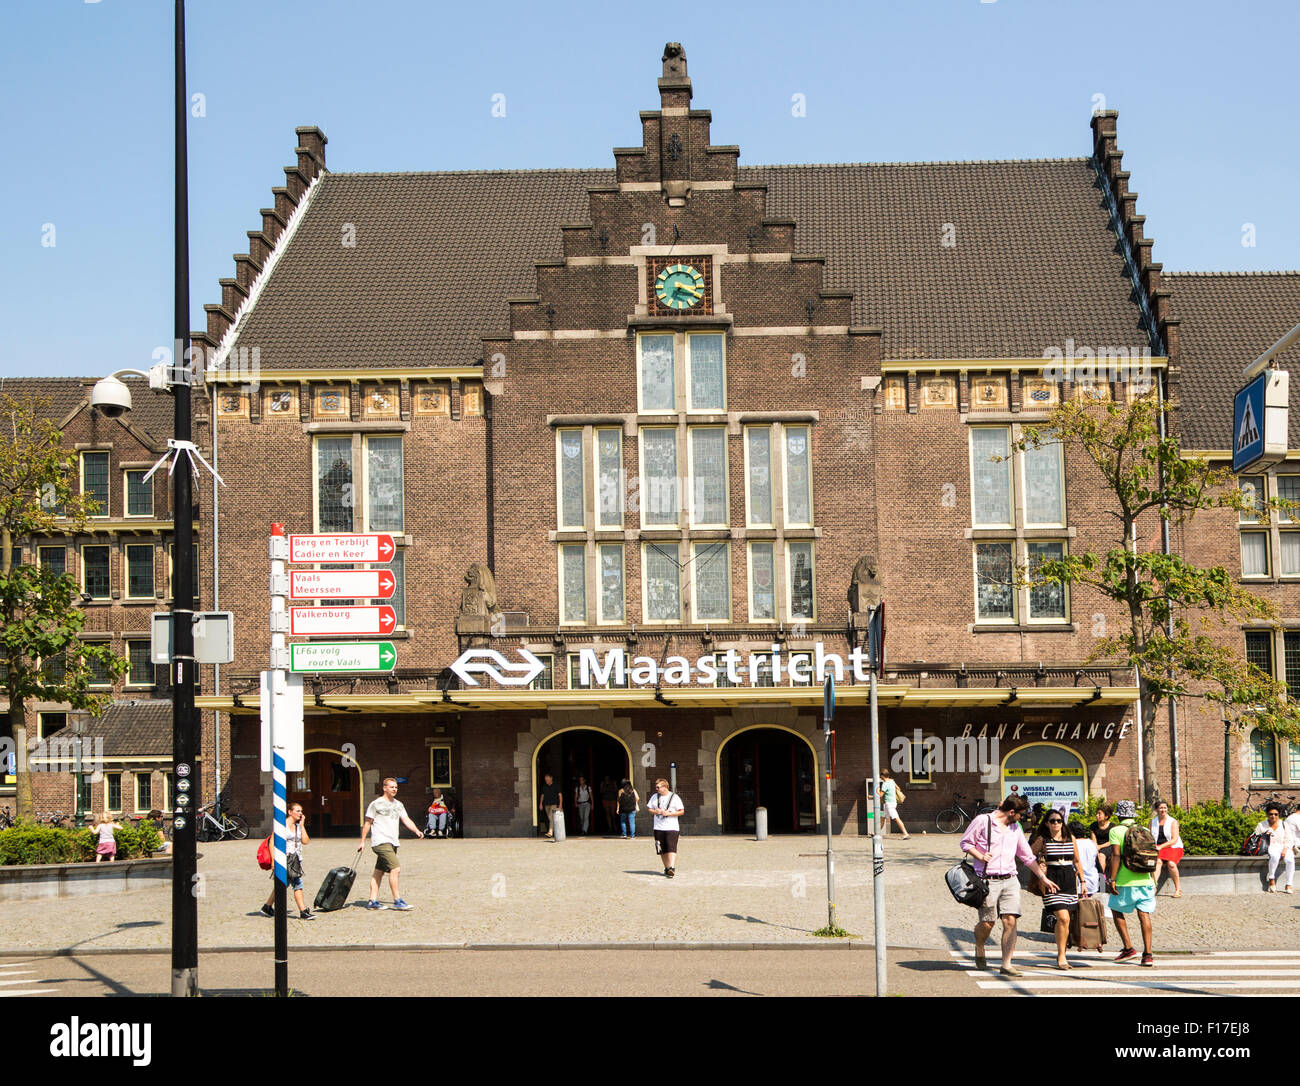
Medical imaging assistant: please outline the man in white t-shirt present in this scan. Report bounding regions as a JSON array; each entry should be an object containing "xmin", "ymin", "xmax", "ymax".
[
  {"xmin": 357, "ymin": 776, "xmax": 424, "ymax": 910},
  {"xmin": 647, "ymin": 779, "xmax": 685, "ymax": 878}
]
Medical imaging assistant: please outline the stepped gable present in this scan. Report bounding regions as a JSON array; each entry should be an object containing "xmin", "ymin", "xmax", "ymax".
[
  {"xmin": 205, "ymin": 50, "xmax": 1153, "ymax": 372},
  {"xmin": 1166, "ymin": 271, "xmax": 1300, "ymax": 450}
]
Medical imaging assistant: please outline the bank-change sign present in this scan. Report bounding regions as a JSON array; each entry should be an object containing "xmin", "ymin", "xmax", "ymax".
[{"xmin": 1004, "ymin": 767, "xmax": 1085, "ymax": 815}]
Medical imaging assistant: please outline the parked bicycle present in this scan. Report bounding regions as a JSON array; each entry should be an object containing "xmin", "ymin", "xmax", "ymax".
[
  {"xmin": 195, "ymin": 802, "xmax": 249, "ymax": 842},
  {"xmin": 0, "ymin": 806, "xmax": 13, "ymax": 830},
  {"xmin": 935, "ymin": 792, "xmax": 998, "ymax": 834},
  {"xmin": 1242, "ymin": 789, "xmax": 1296, "ymax": 816}
]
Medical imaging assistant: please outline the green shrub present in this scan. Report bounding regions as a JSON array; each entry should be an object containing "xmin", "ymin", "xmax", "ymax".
[
  {"xmin": 0, "ymin": 819, "xmax": 164, "ymax": 865},
  {"xmin": 1169, "ymin": 800, "xmax": 1257, "ymax": 857}
]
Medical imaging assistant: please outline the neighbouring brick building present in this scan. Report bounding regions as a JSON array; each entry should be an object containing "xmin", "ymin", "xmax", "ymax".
[
  {"xmin": 21, "ymin": 45, "xmax": 1295, "ymax": 838},
  {"xmin": 0, "ymin": 377, "xmax": 205, "ymax": 824}
]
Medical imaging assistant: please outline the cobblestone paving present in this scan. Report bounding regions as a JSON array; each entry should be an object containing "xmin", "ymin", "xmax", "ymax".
[{"xmin": 4, "ymin": 835, "xmax": 1297, "ymax": 952}]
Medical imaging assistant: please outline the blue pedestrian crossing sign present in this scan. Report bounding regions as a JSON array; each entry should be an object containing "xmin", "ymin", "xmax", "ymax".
[{"xmin": 1233, "ymin": 370, "xmax": 1290, "ymax": 474}]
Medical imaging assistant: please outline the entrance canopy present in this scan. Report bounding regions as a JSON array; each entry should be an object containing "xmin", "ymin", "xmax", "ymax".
[{"xmin": 199, "ymin": 682, "xmax": 1141, "ymax": 716}]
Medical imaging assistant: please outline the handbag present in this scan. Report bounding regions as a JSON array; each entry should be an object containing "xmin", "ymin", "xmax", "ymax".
[
  {"xmin": 944, "ymin": 814, "xmax": 992, "ymax": 908},
  {"xmin": 896, "ymin": 786, "xmax": 906, "ymax": 804},
  {"xmin": 287, "ymin": 850, "xmax": 303, "ymax": 880}
]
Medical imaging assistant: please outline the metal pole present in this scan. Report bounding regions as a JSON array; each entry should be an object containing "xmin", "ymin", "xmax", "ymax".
[
  {"xmin": 869, "ymin": 669, "xmax": 885, "ymax": 996},
  {"xmin": 269, "ymin": 525, "xmax": 289, "ymax": 996},
  {"xmin": 170, "ymin": 0, "xmax": 198, "ymax": 999},
  {"xmin": 824, "ymin": 726, "xmax": 835, "ymax": 930}
]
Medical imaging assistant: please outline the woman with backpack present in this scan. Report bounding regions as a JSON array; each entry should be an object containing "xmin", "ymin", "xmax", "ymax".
[
  {"xmin": 616, "ymin": 778, "xmax": 639, "ymax": 839},
  {"xmin": 1254, "ymin": 802, "xmax": 1295, "ymax": 893},
  {"xmin": 1150, "ymin": 800, "xmax": 1183, "ymax": 898}
]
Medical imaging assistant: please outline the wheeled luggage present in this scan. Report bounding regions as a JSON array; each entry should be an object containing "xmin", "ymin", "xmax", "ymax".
[
  {"xmin": 313, "ymin": 852, "xmax": 360, "ymax": 911},
  {"xmin": 1070, "ymin": 895, "xmax": 1108, "ymax": 950}
]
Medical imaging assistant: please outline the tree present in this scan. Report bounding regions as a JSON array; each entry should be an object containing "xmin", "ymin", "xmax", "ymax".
[
  {"xmin": 1014, "ymin": 388, "xmax": 1300, "ymax": 803},
  {"xmin": 1, "ymin": 393, "xmax": 126, "ymax": 820}
]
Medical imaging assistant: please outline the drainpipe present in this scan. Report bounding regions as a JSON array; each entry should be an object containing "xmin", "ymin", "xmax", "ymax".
[
  {"xmin": 211, "ymin": 385, "xmax": 221, "ymax": 803},
  {"xmin": 1130, "ymin": 520, "xmax": 1145, "ymax": 801},
  {"xmin": 1157, "ymin": 372, "xmax": 1180, "ymax": 805},
  {"xmin": 484, "ymin": 380, "xmax": 495, "ymax": 574}
]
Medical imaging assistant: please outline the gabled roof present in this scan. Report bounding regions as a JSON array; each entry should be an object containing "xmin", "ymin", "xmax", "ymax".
[
  {"xmin": 82, "ymin": 699, "xmax": 173, "ymax": 758},
  {"xmin": 1166, "ymin": 272, "xmax": 1300, "ymax": 450},
  {"xmin": 224, "ymin": 158, "xmax": 1149, "ymax": 370},
  {"xmin": 0, "ymin": 376, "xmax": 187, "ymax": 450}
]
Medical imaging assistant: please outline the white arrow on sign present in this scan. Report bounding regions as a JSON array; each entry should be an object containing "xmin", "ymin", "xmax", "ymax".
[
  {"xmin": 450, "ymin": 648, "xmax": 546, "ymax": 687},
  {"xmin": 289, "ymin": 570, "xmax": 396, "ymax": 600},
  {"xmin": 289, "ymin": 534, "xmax": 396, "ymax": 563},
  {"xmin": 289, "ymin": 606, "xmax": 397, "ymax": 636}
]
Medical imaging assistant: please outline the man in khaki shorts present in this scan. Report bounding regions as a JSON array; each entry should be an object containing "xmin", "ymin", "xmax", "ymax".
[
  {"xmin": 357, "ymin": 776, "xmax": 424, "ymax": 910},
  {"xmin": 959, "ymin": 794, "xmax": 1056, "ymax": 977}
]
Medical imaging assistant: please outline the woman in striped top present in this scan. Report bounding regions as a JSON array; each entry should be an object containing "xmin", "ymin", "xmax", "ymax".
[{"xmin": 1031, "ymin": 810, "xmax": 1090, "ymax": 970}]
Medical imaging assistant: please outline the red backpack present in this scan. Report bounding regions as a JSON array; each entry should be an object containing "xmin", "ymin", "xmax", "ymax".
[{"xmin": 256, "ymin": 836, "xmax": 273, "ymax": 870}]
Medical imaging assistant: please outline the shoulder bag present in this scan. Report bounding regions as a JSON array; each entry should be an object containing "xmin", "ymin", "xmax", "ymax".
[{"xmin": 945, "ymin": 814, "xmax": 992, "ymax": 908}]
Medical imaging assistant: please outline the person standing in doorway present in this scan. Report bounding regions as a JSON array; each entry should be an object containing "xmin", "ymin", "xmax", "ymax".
[
  {"xmin": 647, "ymin": 779, "xmax": 684, "ymax": 877},
  {"xmin": 574, "ymin": 776, "xmax": 593, "ymax": 836},
  {"xmin": 959, "ymin": 794, "xmax": 1055, "ymax": 977},
  {"xmin": 600, "ymin": 775, "xmax": 619, "ymax": 835},
  {"xmin": 877, "ymin": 769, "xmax": 910, "ymax": 839},
  {"xmin": 1107, "ymin": 799, "xmax": 1156, "ymax": 965},
  {"xmin": 617, "ymin": 778, "xmax": 640, "ymax": 839},
  {"xmin": 357, "ymin": 776, "xmax": 423, "ymax": 910},
  {"xmin": 539, "ymin": 773, "xmax": 561, "ymax": 839}
]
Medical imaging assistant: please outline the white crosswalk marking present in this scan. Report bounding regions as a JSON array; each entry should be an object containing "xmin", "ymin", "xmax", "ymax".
[{"xmin": 950, "ymin": 950, "xmax": 1300, "ymax": 996}]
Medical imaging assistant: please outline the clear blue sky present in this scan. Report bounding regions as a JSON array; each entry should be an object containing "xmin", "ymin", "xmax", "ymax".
[{"xmin": 2, "ymin": 0, "xmax": 1297, "ymax": 378}]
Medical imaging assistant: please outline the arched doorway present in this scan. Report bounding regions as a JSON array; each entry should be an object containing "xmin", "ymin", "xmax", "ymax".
[
  {"xmin": 718, "ymin": 727, "xmax": 817, "ymax": 834},
  {"xmin": 287, "ymin": 748, "xmax": 363, "ymax": 837},
  {"xmin": 534, "ymin": 728, "xmax": 631, "ymax": 836},
  {"xmin": 1001, "ymin": 742, "xmax": 1087, "ymax": 821}
]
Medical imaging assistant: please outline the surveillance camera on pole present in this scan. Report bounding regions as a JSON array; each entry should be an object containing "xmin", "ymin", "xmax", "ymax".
[{"xmin": 90, "ymin": 364, "xmax": 173, "ymax": 418}]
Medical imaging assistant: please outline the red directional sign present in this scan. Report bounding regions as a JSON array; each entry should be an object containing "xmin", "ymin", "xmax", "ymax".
[
  {"xmin": 289, "ymin": 569, "xmax": 396, "ymax": 600},
  {"xmin": 289, "ymin": 534, "xmax": 396, "ymax": 564},
  {"xmin": 289, "ymin": 606, "xmax": 397, "ymax": 636}
]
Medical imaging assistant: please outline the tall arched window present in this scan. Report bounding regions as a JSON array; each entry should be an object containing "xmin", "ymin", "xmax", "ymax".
[{"xmin": 1250, "ymin": 728, "xmax": 1278, "ymax": 783}]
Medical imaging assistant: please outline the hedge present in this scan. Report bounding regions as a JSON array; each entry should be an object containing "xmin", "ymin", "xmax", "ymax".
[
  {"xmin": 1064, "ymin": 797, "xmax": 1264, "ymax": 856},
  {"xmin": 0, "ymin": 820, "xmax": 163, "ymax": 866}
]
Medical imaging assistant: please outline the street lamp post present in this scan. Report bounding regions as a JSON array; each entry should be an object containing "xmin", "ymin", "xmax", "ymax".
[{"xmin": 87, "ymin": 0, "xmax": 197, "ymax": 997}]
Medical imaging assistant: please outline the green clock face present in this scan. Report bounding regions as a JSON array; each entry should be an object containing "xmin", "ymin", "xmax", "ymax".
[{"xmin": 655, "ymin": 263, "xmax": 705, "ymax": 310}]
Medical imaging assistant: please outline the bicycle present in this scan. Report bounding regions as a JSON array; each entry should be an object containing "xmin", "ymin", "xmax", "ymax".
[
  {"xmin": 195, "ymin": 802, "xmax": 250, "ymax": 842},
  {"xmin": 935, "ymin": 792, "xmax": 998, "ymax": 834},
  {"xmin": 0, "ymin": 806, "xmax": 13, "ymax": 830},
  {"xmin": 1241, "ymin": 789, "xmax": 1295, "ymax": 816}
]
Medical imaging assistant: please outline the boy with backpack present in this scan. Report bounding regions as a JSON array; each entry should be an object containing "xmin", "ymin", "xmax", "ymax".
[{"xmin": 1106, "ymin": 799, "xmax": 1158, "ymax": 966}]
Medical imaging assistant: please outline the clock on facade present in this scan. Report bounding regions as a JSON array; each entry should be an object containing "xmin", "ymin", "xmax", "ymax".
[{"xmin": 654, "ymin": 263, "xmax": 705, "ymax": 310}]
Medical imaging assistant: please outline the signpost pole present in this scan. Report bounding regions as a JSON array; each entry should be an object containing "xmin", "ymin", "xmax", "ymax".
[
  {"xmin": 868, "ymin": 603, "xmax": 886, "ymax": 996},
  {"xmin": 823, "ymin": 675, "xmax": 836, "ymax": 932},
  {"xmin": 269, "ymin": 524, "xmax": 289, "ymax": 997}
]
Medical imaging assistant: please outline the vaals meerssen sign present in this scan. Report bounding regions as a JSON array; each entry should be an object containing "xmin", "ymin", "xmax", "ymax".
[{"xmin": 449, "ymin": 644, "xmax": 876, "ymax": 688}]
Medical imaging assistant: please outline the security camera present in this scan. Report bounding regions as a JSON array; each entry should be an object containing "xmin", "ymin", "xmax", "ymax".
[{"xmin": 91, "ymin": 376, "xmax": 132, "ymax": 418}]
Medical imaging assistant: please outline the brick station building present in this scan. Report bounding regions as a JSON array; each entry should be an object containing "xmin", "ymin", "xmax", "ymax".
[{"xmin": 177, "ymin": 44, "xmax": 1299, "ymax": 837}]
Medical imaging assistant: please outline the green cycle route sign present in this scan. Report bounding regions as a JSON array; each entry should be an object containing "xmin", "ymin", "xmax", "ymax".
[{"xmin": 288, "ymin": 641, "xmax": 397, "ymax": 674}]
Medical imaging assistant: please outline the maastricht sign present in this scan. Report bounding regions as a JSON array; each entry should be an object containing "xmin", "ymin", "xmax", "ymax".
[{"xmin": 449, "ymin": 644, "xmax": 878, "ymax": 688}]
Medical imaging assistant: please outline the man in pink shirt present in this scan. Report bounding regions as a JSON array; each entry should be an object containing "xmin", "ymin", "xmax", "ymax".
[{"xmin": 959, "ymin": 794, "xmax": 1056, "ymax": 977}]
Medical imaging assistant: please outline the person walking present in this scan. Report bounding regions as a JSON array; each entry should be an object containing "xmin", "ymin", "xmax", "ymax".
[
  {"xmin": 261, "ymin": 802, "xmax": 314, "ymax": 919},
  {"xmin": 616, "ymin": 778, "xmax": 640, "ymax": 839},
  {"xmin": 1030, "ymin": 809, "xmax": 1089, "ymax": 970},
  {"xmin": 877, "ymin": 769, "xmax": 910, "ymax": 839},
  {"xmin": 93, "ymin": 812, "xmax": 122, "ymax": 862},
  {"xmin": 574, "ymin": 776, "xmax": 593, "ymax": 836},
  {"xmin": 357, "ymin": 776, "xmax": 423, "ymax": 910},
  {"xmin": 1254, "ymin": 802, "xmax": 1295, "ymax": 893},
  {"xmin": 1107, "ymin": 799, "xmax": 1156, "ymax": 965},
  {"xmin": 538, "ymin": 773, "xmax": 562, "ymax": 838},
  {"xmin": 647, "ymin": 779, "xmax": 684, "ymax": 877},
  {"xmin": 1150, "ymin": 800, "xmax": 1183, "ymax": 898},
  {"xmin": 959, "ymin": 794, "xmax": 1056, "ymax": 977}
]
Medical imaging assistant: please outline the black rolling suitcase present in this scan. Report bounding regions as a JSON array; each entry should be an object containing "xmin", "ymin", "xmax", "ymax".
[{"xmin": 314, "ymin": 851, "xmax": 360, "ymax": 912}]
